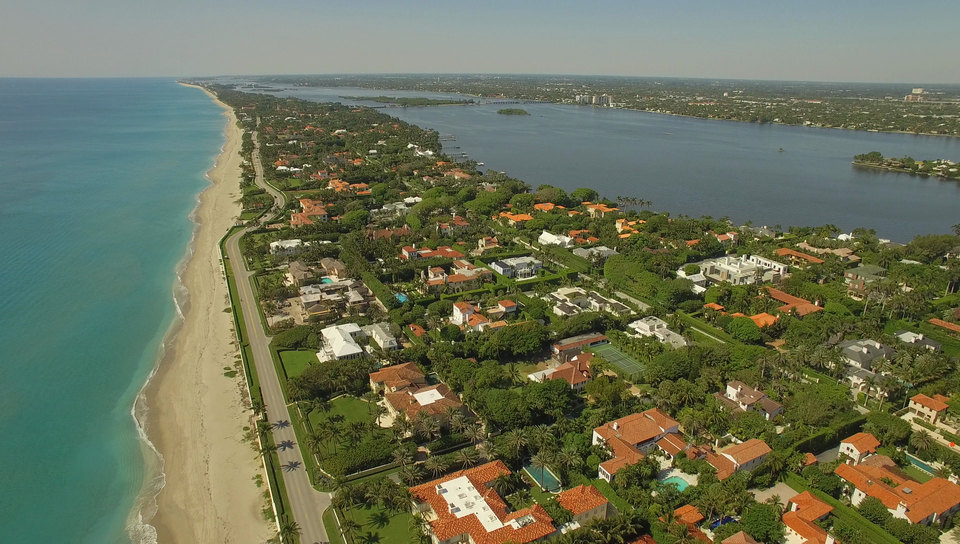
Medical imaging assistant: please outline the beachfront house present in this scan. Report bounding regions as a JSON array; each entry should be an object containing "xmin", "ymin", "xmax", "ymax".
[
  {"xmin": 270, "ymin": 239, "xmax": 305, "ymax": 257},
  {"xmin": 316, "ymin": 323, "xmax": 365, "ymax": 362}
]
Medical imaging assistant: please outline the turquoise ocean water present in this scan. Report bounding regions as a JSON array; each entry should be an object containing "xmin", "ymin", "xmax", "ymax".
[{"xmin": 0, "ymin": 79, "xmax": 225, "ymax": 543}]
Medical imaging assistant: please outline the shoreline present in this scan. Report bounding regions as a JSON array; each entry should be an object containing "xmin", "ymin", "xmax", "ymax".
[{"xmin": 134, "ymin": 84, "xmax": 272, "ymax": 544}]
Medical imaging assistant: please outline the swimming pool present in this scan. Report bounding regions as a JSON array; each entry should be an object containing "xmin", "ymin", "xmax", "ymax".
[
  {"xmin": 395, "ymin": 293, "xmax": 408, "ymax": 303},
  {"xmin": 662, "ymin": 476, "xmax": 690, "ymax": 491},
  {"xmin": 907, "ymin": 453, "xmax": 934, "ymax": 474},
  {"xmin": 523, "ymin": 462, "xmax": 561, "ymax": 492},
  {"xmin": 320, "ymin": 278, "xmax": 333, "ymax": 284}
]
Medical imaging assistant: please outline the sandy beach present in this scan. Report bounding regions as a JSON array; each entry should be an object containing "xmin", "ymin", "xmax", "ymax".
[{"xmin": 144, "ymin": 85, "xmax": 273, "ymax": 544}]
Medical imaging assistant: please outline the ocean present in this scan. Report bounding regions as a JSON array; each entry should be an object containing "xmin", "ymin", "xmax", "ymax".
[{"xmin": 0, "ymin": 79, "xmax": 225, "ymax": 543}]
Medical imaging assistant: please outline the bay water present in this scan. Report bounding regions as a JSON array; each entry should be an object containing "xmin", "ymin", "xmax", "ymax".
[
  {"xmin": 0, "ymin": 78, "xmax": 224, "ymax": 543},
  {"xmin": 259, "ymin": 84, "xmax": 960, "ymax": 241}
]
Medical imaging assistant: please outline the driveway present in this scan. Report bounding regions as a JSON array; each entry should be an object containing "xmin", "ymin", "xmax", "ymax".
[
  {"xmin": 752, "ymin": 482, "xmax": 795, "ymax": 506},
  {"xmin": 816, "ymin": 446, "xmax": 840, "ymax": 464}
]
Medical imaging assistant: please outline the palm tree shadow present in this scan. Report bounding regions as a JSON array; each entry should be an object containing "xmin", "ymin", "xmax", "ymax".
[
  {"xmin": 273, "ymin": 419, "xmax": 291, "ymax": 429},
  {"xmin": 278, "ymin": 439, "xmax": 295, "ymax": 451},
  {"xmin": 282, "ymin": 460, "xmax": 302, "ymax": 472}
]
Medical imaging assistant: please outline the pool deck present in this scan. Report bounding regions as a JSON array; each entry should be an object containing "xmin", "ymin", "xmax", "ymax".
[{"xmin": 658, "ymin": 468, "xmax": 697, "ymax": 489}]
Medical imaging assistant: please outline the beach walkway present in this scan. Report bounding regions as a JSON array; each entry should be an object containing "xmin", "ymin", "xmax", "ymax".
[{"xmin": 226, "ymin": 129, "xmax": 330, "ymax": 543}]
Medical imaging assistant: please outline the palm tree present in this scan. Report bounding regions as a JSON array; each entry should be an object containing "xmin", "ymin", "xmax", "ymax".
[
  {"xmin": 399, "ymin": 464, "xmax": 424, "ymax": 485},
  {"xmin": 559, "ymin": 446, "xmax": 582, "ymax": 472},
  {"xmin": 392, "ymin": 447, "xmax": 413, "ymax": 468},
  {"xmin": 424, "ymin": 456, "xmax": 449, "ymax": 478},
  {"xmin": 305, "ymin": 430, "xmax": 324, "ymax": 458},
  {"xmin": 450, "ymin": 413, "xmax": 467, "ymax": 434},
  {"xmin": 491, "ymin": 473, "xmax": 517, "ymax": 496},
  {"xmin": 764, "ymin": 451, "xmax": 787, "ymax": 482},
  {"xmin": 278, "ymin": 516, "xmax": 301, "ymax": 542},
  {"xmin": 251, "ymin": 398, "xmax": 266, "ymax": 417},
  {"xmin": 503, "ymin": 428, "xmax": 528, "ymax": 458},
  {"xmin": 340, "ymin": 518, "xmax": 361, "ymax": 542},
  {"xmin": 373, "ymin": 403, "xmax": 388, "ymax": 426},
  {"xmin": 456, "ymin": 448, "xmax": 480, "ymax": 468},
  {"xmin": 910, "ymin": 430, "xmax": 935, "ymax": 454},
  {"xmin": 505, "ymin": 362, "xmax": 522, "ymax": 385},
  {"xmin": 464, "ymin": 424, "xmax": 484, "ymax": 445},
  {"xmin": 530, "ymin": 453, "xmax": 549, "ymax": 491}
]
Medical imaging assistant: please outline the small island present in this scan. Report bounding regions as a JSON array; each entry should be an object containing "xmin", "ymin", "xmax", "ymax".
[
  {"xmin": 341, "ymin": 95, "xmax": 472, "ymax": 107},
  {"xmin": 497, "ymin": 108, "xmax": 530, "ymax": 115},
  {"xmin": 854, "ymin": 151, "xmax": 959, "ymax": 180}
]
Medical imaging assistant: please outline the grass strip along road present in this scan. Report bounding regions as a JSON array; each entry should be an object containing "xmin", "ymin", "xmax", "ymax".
[{"xmin": 225, "ymin": 127, "xmax": 331, "ymax": 543}]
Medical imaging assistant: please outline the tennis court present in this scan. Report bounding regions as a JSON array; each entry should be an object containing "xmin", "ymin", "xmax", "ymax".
[{"xmin": 591, "ymin": 344, "xmax": 644, "ymax": 375}]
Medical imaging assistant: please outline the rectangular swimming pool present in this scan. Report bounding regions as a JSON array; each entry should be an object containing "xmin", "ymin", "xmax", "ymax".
[{"xmin": 523, "ymin": 462, "xmax": 561, "ymax": 492}]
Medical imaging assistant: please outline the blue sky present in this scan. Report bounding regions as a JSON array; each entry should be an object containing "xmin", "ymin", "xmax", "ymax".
[{"xmin": 2, "ymin": 0, "xmax": 958, "ymax": 82}]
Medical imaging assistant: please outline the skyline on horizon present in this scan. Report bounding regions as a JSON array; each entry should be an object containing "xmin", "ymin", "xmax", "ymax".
[{"xmin": 2, "ymin": 0, "xmax": 959, "ymax": 83}]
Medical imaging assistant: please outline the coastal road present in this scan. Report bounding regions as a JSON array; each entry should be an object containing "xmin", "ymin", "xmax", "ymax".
[{"xmin": 226, "ymin": 130, "xmax": 330, "ymax": 543}]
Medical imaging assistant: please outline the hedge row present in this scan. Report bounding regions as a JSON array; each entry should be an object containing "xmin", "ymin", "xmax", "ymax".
[{"xmin": 320, "ymin": 436, "xmax": 397, "ymax": 477}]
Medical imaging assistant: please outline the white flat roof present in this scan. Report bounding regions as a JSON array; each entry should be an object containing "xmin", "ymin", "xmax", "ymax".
[
  {"xmin": 412, "ymin": 388, "xmax": 445, "ymax": 406},
  {"xmin": 436, "ymin": 476, "xmax": 503, "ymax": 532}
]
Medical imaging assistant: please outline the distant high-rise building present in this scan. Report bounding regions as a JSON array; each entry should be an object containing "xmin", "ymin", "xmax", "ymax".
[{"xmin": 912, "ymin": 88, "xmax": 924, "ymax": 94}]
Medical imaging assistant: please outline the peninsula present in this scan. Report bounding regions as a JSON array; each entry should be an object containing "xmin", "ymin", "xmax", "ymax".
[
  {"xmin": 854, "ymin": 151, "xmax": 960, "ymax": 180},
  {"xmin": 341, "ymin": 95, "xmax": 474, "ymax": 107},
  {"xmin": 182, "ymin": 81, "xmax": 960, "ymax": 544},
  {"xmin": 251, "ymin": 74, "xmax": 960, "ymax": 137}
]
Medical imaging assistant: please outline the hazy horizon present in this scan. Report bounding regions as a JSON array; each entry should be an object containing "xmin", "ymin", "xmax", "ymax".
[{"xmin": 3, "ymin": 0, "xmax": 959, "ymax": 83}]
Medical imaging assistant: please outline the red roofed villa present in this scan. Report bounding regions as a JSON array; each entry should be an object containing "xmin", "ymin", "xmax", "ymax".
[
  {"xmin": 592, "ymin": 409, "xmax": 680, "ymax": 481},
  {"xmin": 410, "ymin": 461, "xmax": 557, "ymax": 544}
]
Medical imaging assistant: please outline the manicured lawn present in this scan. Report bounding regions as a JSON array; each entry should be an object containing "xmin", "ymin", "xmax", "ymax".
[
  {"xmin": 323, "ymin": 508, "xmax": 346, "ymax": 544},
  {"xmin": 903, "ymin": 464, "xmax": 932, "ymax": 483},
  {"xmin": 308, "ymin": 396, "xmax": 377, "ymax": 431},
  {"xmin": 342, "ymin": 504, "xmax": 412, "ymax": 544},
  {"xmin": 279, "ymin": 349, "xmax": 317, "ymax": 379}
]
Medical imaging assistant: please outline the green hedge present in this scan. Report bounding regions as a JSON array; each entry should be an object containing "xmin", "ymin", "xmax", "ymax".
[
  {"xmin": 426, "ymin": 433, "xmax": 468, "ymax": 452},
  {"xmin": 914, "ymin": 417, "xmax": 938, "ymax": 431},
  {"xmin": 361, "ymin": 272, "xmax": 395, "ymax": 306},
  {"xmin": 940, "ymin": 429, "xmax": 960, "ymax": 444},
  {"xmin": 793, "ymin": 414, "xmax": 866, "ymax": 454},
  {"xmin": 676, "ymin": 311, "xmax": 741, "ymax": 345},
  {"xmin": 591, "ymin": 479, "xmax": 633, "ymax": 514},
  {"xmin": 321, "ymin": 436, "xmax": 397, "ymax": 477}
]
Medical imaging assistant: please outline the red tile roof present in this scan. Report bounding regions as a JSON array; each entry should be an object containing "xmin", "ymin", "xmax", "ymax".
[
  {"xmin": 409, "ymin": 462, "xmax": 556, "ymax": 544},
  {"xmin": 912, "ymin": 393, "xmax": 949, "ymax": 412},
  {"xmin": 930, "ymin": 318, "xmax": 960, "ymax": 334},
  {"xmin": 766, "ymin": 287, "xmax": 823, "ymax": 316},
  {"xmin": 721, "ymin": 532, "xmax": 761, "ymax": 544},
  {"xmin": 384, "ymin": 383, "xmax": 462, "ymax": 421},
  {"xmin": 557, "ymin": 485, "xmax": 608, "ymax": 515},
  {"xmin": 369, "ymin": 362, "xmax": 425, "ymax": 391},
  {"xmin": 595, "ymin": 409, "xmax": 678, "ymax": 476},
  {"xmin": 784, "ymin": 490, "xmax": 833, "ymax": 544},
  {"xmin": 674, "ymin": 504, "xmax": 704, "ymax": 525},
  {"xmin": 835, "ymin": 462, "xmax": 960, "ymax": 524},
  {"xmin": 842, "ymin": 432, "xmax": 880, "ymax": 455},
  {"xmin": 750, "ymin": 313, "xmax": 778, "ymax": 328},
  {"xmin": 775, "ymin": 247, "xmax": 826, "ymax": 265}
]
